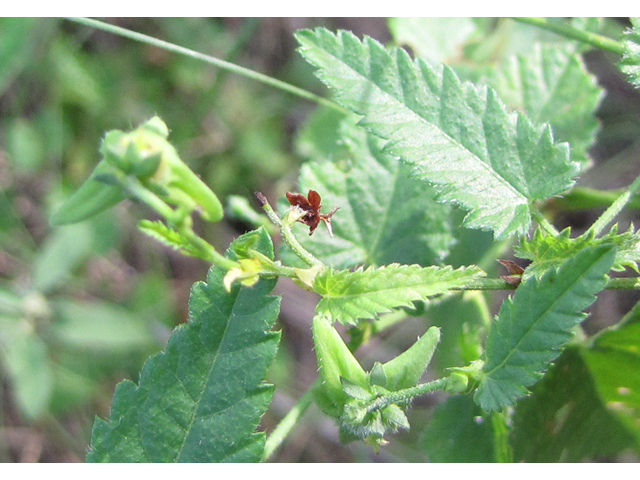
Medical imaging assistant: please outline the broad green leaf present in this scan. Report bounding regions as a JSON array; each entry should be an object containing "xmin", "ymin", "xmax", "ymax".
[
  {"xmin": 87, "ymin": 228, "xmax": 281, "ymax": 462},
  {"xmin": 288, "ymin": 116, "xmax": 455, "ymax": 268},
  {"xmin": 620, "ymin": 18, "xmax": 640, "ymax": 88},
  {"xmin": 489, "ymin": 43, "xmax": 603, "ymax": 164},
  {"xmin": 388, "ymin": 17, "xmax": 476, "ymax": 65},
  {"xmin": 422, "ymin": 395, "xmax": 495, "ymax": 463},
  {"xmin": 313, "ymin": 263, "xmax": 484, "ymax": 325},
  {"xmin": 32, "ymin": 223, "xmax": 96, "ymax": 293},
  {"xmin": 52, "ymin": 300, "xmax": 157, "ymax": 352},
  {"xmin": 0, "ymin": 316, "xmax": 53, "ymax": 420},
  {"xmin": 474, "ymin": 244, "xmax": 616, "ymax": 411},
  {"xmin": 295, "ymin": 28, "xmax": 578, "ymax": 239},
  {"xmin": 582, "ymin": 302, "xmax": 640, "ymax": 445},
  {"xmin": 511, "ymin": 348, "xmax": 636, "ymax": 461}
]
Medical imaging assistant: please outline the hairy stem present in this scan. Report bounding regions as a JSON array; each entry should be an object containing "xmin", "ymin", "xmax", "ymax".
[
  {"xmin": 531, "ymin": 205, "xmax": 559, "ymax": 237},
  {"xmin": 511, "ymin": 17, "xmax": 625, "ymax": 55},
  {"xmin": 365, "ymin": 378, "xmax": 449, "ymax": 414}
]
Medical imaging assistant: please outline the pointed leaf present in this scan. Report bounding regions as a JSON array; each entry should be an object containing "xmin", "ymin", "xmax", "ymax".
[
  {"xmin": 87, "ymin": 229, "xmax": 281, "ymax": 462},
  {"xmin": 288, "ymin": 117, "xmax": 454, "ymax": 268},
  {"xmin": 620, "ymin": 17, "xmax": 640, "ymax": 88},
  {"xmin": 475, "ymin": 244, "xmax": 616, "ymax": 411},
  {"xmin": 296, "ymin": 28, "xmax": 578, "ymax": 239},
  {"xmin": 313, "ymin": 263, "xmax": 484, "ymax": 325},
  {"xmin": 489, "ymin": 43, "xmax": 603, "ymax": 163}
]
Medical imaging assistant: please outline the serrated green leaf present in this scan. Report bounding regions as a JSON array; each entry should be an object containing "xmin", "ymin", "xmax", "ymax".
[
  {"xmin": 87, "ymin": 229, "xmax": 281, "ymax": 462},
  {"xmin": 516, "ymin": 225, "xmax": 640, "ymax": 274},
  {"xmin": 511, "ymin": 348, "xmax": 636, "ymax": 462},
  {"xmin": 313, "ymin": 263, "xmax": 484, "ymax": 325},
  {"xmin": 620, "ymin": 18, "xmax": 640, "ymax": 88},
  {"xmin": 287, "ymin": 117, "xmax": 455, "ymax": 268},
  {"xmin": 475, "ymin": 244, "xmax": 616, "ymax": 411},
  {"xmin": 295, "ymin": 28, "xmax": 578, "ymax": 239},
  {"xmin": 489, "ymin": 43, "xmax": 603, "ymax": 163}
]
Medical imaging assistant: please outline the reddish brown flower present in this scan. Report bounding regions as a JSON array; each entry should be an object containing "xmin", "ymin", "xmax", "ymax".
[{"xmin": 286, "ymin": 189, "xmax": 339, "ymax": 236}]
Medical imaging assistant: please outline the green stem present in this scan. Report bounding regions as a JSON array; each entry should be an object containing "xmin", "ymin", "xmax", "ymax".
[
  {"xmin": 491, "ymin": 411, "xmax": 513, "ymax": 463},
  {"xmin": 531, "ymin": 205, "xmax": 559, "ymax": 236},
  {"xmin": 66, "ymin": 18, "xmax": 346, "ymax": 114},
  {"xmin": 586, "ymin": 173, "xmax": 640, "ymax": 237},
  {"xmin": 366, "ymin": 378, "xmax": 449, "ymax": 414},
  {"xmin": 262, "ymin": 380, "xmax": 318, "ymax": 462},
  {"xmin": 511, "ymin": 17, "xmax": 625, "ymax": 55},
  {"xmin": 178, "ymin": 226, "xmax": 239, "ymax": 271},
  {"xmin": 551, "ymin": 186, "xmax": 640, "ymax": 212}
]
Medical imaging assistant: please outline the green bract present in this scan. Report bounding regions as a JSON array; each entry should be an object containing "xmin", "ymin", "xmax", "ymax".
[{"xmin": 313, "ymin": 317, "xmax": 442, "ymax": 447}]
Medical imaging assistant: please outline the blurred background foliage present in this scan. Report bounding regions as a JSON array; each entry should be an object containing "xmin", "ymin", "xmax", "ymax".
[{"xmin": 0, "ymin": 17, "xmax": 640, "ymax": 462}]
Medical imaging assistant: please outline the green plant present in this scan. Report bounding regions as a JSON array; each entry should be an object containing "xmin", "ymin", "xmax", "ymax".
[{"xmin": 4, "ymin": 17, "xmax": 640, "ymax": 462}]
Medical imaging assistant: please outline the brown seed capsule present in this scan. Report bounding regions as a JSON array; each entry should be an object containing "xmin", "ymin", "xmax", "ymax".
[{"xmin": 286, "ymin": 189, "xmax": 339, "ymax": 236}]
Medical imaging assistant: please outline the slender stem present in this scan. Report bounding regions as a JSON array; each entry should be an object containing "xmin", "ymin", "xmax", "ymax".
[
  {"xmin": 551, "ymin": 186, "xmax": 640, "ymax": 212},
  {"xmin": 511, "ymin": 17, "xmax": 625, "ymax": 55},
  {"xmin": 280, "ymin": 219, "xmax": 324, "ymax": 268},
  {"xmin": 586, "ymin": 173, "xmax": 640, "ymax": 237},
  {"xmin": 531, "ymin": 205, "xmax": 559, "ymax": 236},
  {"xmin": 366, "ymin": 378, "xmax": 449, "ymax": 414},
  {"xmin": 262, "ymin": 380, "xmax": 318, "ymax": 462},
  {"xmin": 178, "ymin": 227, "xmax": 239, "ymax": 271},
  {"xmin": 66, "ymin": 18, "xmax": 346, "ymax": 114}
]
